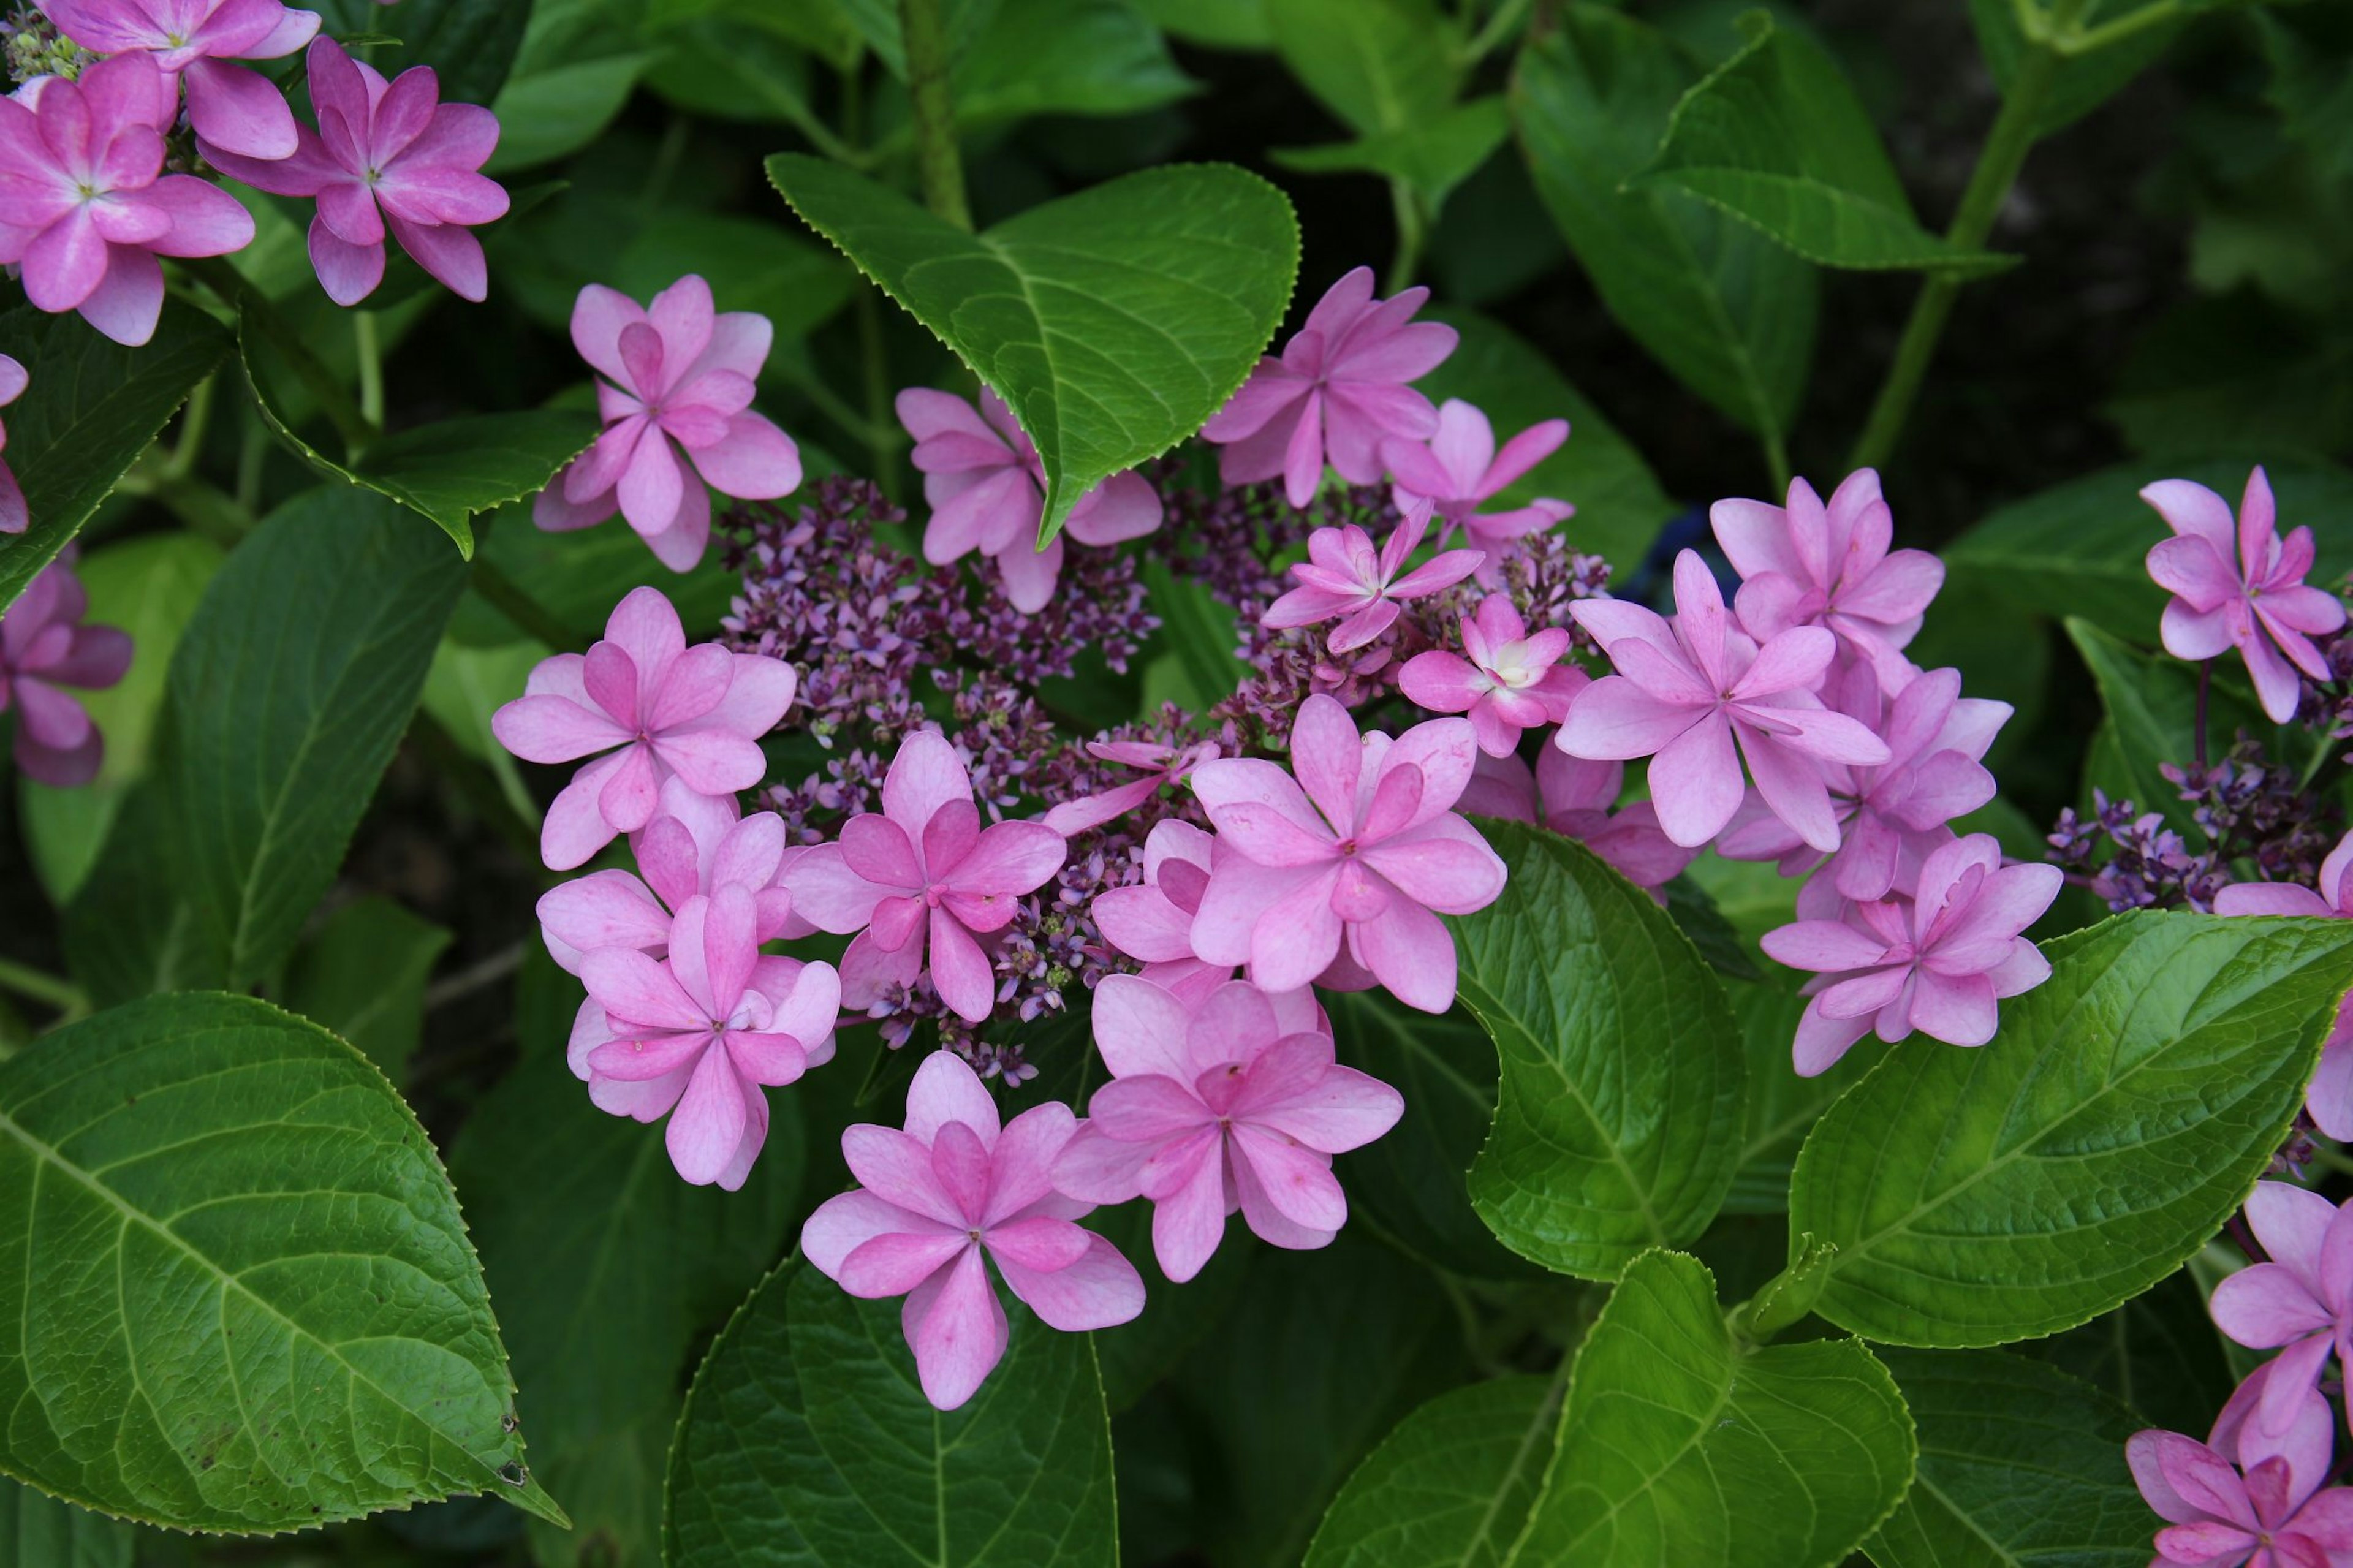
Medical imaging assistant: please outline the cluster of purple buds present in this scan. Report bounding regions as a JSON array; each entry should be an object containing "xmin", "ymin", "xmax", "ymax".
[{"xmin": 2048, "ymin": 793, "xmax": 2227, "ymax": 912}]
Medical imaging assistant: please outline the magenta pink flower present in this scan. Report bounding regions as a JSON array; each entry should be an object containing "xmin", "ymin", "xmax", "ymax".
[
  {"xmin": 778, "ymin": 730, "xmax": 1066, "ymax": 1024},
  {"xmin": 0, "ymin": 52, "xmax": 254, "ymax": 346},
  {"xmin": 1040, "ymin": 736, "xmax": 1220, "ymax": 836},
  {"xmin": 1382, "ymin": 398, "xmax": 1572, "ymax": 579},
  {"xmin": 2129, "ymin": 1357, "xmax": 2353, "ymax": 1568},
  {"xmin": 491, "ymin": 586, "xmax": 798, "ymax": 871},
  {"xmin": 1202, "ymin": 266, "xmax": 1457, "ymax": 508},
  {"xmin": 898, "ymin": 387, "xmax": 1161, "ymax": 615},
  {"xmin": 1091, "ymin": 819, "xmax": 1233, "ymax": 1007},
  {"xmin": 0, "ymin": 353, "xmax": 29, "ymax": 534},
  {"xmin": 2210, "ymin": 1181, "xmax": 2353, "ymax": 1440},
  {"xmin": 2144, "ymin": 466, "xmax": 2347, "ymax": 724},
  {"xmin": 802, "ymin": 1050, "xmax": 1145, "ymax": 1411},
  {"xmin": 1053, "ymin": 976, "xmax": 1398, "ymax": 1282},
  {"xmin": 1457, "ymin": 748, "xmax": 1693, "ymax": 895},
  {"xmin": 570, "ymin": 885, "xmax": 839, "ymax": 1189},
  {"xmin": 1711, "ymin": 469, "xmax": 1943, "ymax": 695},
  {"xmin": 1262, "ymin": 504, "xmax": 1483, "ymax": 654},
  {"xmin": 200, "ymin": 37, "xmax": 506, "ymax": 308},
  {"xmin": 1558, "ymin": 551, "xmax": 1890, "ymax": 852},
  {"xmin": 2216, "ymin": 834, "xmax": 2353, "ymax": 1140},
  {"xmin": 1400, "ymin": 594, "xmax": 1580, "ymax": 756},
  {"xmin": 1190, "ymin": 695, "xmax": 1505, "ymax": 1012},
  {"xmin": 1761, "ymin": 832, "xmax": 2059, "ymax": 1075},
  {"xmin": 45, "ymin": 0, "xmax": 319, "ymax": 159},
  {"xmin": 1, "ymin": 553, "xmax": 132, "ymax": 787},
  {"xmin": 534, "ymin": 275, "xmax": 801, "ymax": 572}
]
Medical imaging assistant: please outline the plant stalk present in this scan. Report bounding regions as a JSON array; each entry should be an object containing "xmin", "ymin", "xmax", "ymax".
[
  {"xmin": 900, "ymin": 0, "xmax": 971, "ymax": 230},
  {"xmin": 354, "ymin": 311, "xmax": 384, "ymax": 430},
  {"xmin": 0, "ymin": 956, "xmax": 86, "ymax": 1018}
]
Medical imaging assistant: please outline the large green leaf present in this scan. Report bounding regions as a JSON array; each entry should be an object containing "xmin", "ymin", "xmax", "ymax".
[
  {"xmin": 1451, "ymin": 824, "xmax": 1746, "ymax": 1279},
  {"xmin": 1302, "ymin": 1374, "xmax": 1563, "ymax": 1568},
  {"xmin": 1266, "ymin": 0, "xmax": 1459, "ymax": 137},
  {"xmin": 453, "ymin": 1049, "xmax": 802, "ymax": 1567},
  {"xmin": 0, "ymin": 302, "xmax": 230, "ymax": 612},
  {"xmin": 310, "ymin": 0, "xmax": 534, "ymax": 105},
  {"xmin": 1512, "ymin": 8, "xmax": 1816, "ymax": 441},
  {"xmin": 2028, "ymin": 1270, "xmax": 2240, "ymax": 1436},
  {"xmin": 167, "ymin": 488, "xmax": 469, "ymax": 991},
  {"xmin": 0, "ymin": 993, "xmax": 564, "ymax": 1532},
  {"xmin": 1271, "ymin": 99, "xmax": 1512, "ymax": 217},
  {"xmin": 2, "ymin": 1479, "xmax": 132, "ymax": 1568},
  {"xmin": 765, "ymin": 154, "xmax": 1297, "ymax": 545},
  {"xmin": 1789, "ymin": 911, "xmax": 2353, "ymax": 1347},
  {"xmin": 1722, "ymin": 977, "xmax": 1880, "ymax": 1215},
  {"xmin": 60, "ymin": 780, "xmax": 214, "ymax": 1008},
  {"xmin": 1633, "ymin": 15, "xmax": 2007, "ymax": 273},
  {"xmin": 664, "ymin": 1263, "xmax": 1116, "ymax": 1568},
  {"xmin": 282, "ymin": 897, "xmax": 452, "ymax": 1082},
  {"xmin": 1865, "ymin": 1350, "xmax": 2150, "ymax": 1568},
  {"xmin": 1504, "ymin": 1249, "xmax": 1913, "ymax": 1567},
  {"xmin": 1968, "ymin": 0, "xmax": 2193, "ymax": 135},
  {"xmin": 947, "ymin": 0, "xmax": 1197, "ymax": 129}
]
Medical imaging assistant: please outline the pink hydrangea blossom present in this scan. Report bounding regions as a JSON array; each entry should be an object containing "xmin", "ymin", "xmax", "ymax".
[
  {"xmin": 1041, "ymin": 737, "xmax": 1219, "ymax": 836},
  {"xmin": 0, "ymin": 51, "xmax": 254, "ymax": 346},
  {"xmin": 1382, "ymin": 398, "xmax": 1572, "ymax": 578},
  {"xmin": 1761, "ymin": 832, "xmax": 2059, "ymax": 1075},
  {"xmin": 200, "ymin": 37, "xmax": 507, "ymax": 308},
  {"xmin": 45, "ymin": 0, "xmax": 320, "ymax": 159},
  {"xmin": 1527, "ymin": 741, "xmax": 1699, "ymax": 892},
  {"xmin": 2209, "ymin": 1181, "xmax": 2353, "ymax": 1440},
  {"xmin": 491, "ymin": 586, "xmax": 797, "ymax": 871},
  {"xmin": 570, "ymin": 885, "xmax": 839, "ymax": 1189},
  {"xmin": 2129, "ymin": 1358, "xmax": 2353, "ymax": 1568},
  {"xmin": 1052, "ymin": 976, "xmax": 1399, "ymax": 1282},
  {"xmin": 0, "ymin": 353, "xmax": 29, "ymax": 534},
  {"xmin": 778, "ymin": 730, "xmax": 1066, "ymax": 1024},
  {"xmin": 1189, "ymin": 695, "xmax": 1506, "ymax": 1012},
  {"xmin": 1091, "ymin": 818, "xmax": 1264, "ymax": 1008},
  {"xmin": 1558, "ymin": 551, "xmax": 1890, "ymax": 852},
  {"xmin": 1711, "ymin": 469, "xmax": 1942, "ymax": 695},
  {"xmin": 1202, "ymin": 266, "xmax": 1457, "ymax": 508},
  {"xmin": 2143, "ymin": 466, "xmax": 2347, "ymax": 724},
  {"xmin": 802, "ymin": 1050, "xmax": 1145, "ymax": 1411},
  {"xmin": 2215, "ymin": 833, "xmax": 2353, "ymax": 1140},
  {"xmin": 534, "ymin": 275, "xmax": 802, "ymax": 572},
  {"xmin": 899, "ymin": 387, "xmax": 1161, "ymax": 615},
  {"xmin": 1262, "ymin": 504, "xmax": 1483, "ymax": 654},
  {"xmin": 1, "ymin": 553, "xmax": 132, "ymax": 786},
  {"xmin": 1399, "ymin": 594, "xmax": 1580, "ymax": 756}
]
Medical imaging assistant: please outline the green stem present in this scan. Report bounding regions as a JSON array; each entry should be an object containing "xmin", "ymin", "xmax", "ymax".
[
  {"xmin": 180, "ymin": 255, "xmax": 378, "ymax": 460},
  {"xmin": 2063, "ymin": 0, "xmax": 2180, "ymax": 56},
  {"xmin": 354, "ymin": 311, "xmax": 384, "ymax": 430},
  {"xmin": 0, "ymin": 956, "xmax": 86, "ymax": 1018},
  {"xmin": 900, "ymin": 0, "xmax": 971, "ymax": 229},
  {"xmin": 117, "ymin": 468, "xmax": 256, "ymax": 549},
  {"xmin": 1384, "ymin": 179, "xmax": 1428, "ymax": 294},
  {"xmin": 469, "ymin": 556, "xmax": 578, "ymax": 653},
  {"xmin": 1461, "ymin": 0, "xmax": 1534, "ymax": 64},
  {"xmin": 1761, "ymin": 422, "xmax": 1792, "ymax": 494},
  {"xmin": 168, "ymin": 374, "xmax": 215, "ymax": 479}
]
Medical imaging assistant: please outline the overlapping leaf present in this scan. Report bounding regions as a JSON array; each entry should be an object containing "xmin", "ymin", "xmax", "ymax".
[{"xmin": 1303, "ymin": 1374, "xmax": 1563, "ymax": 1568}]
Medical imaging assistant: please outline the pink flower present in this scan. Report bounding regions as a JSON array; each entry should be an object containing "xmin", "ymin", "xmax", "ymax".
[
  {"xmin": 0, "ymin": 52, "xmax": 254, "ymax": 346},
  {"xmin": 1052, "ymin": 976, "xmax": 1400, "ymax": 1282},
  {"xmin": 1, "ymin": 553, "xmax": 132, "ymax": 786},
  {"xmin": 898, "ymin": 387, "xmax": 1161, "ymax": 615},
  {"xmin": 491, "ymin": 586, "xmax": 797, "ymax": 871},
  {"xmin": 570, "ymin": 885, "xmax": 839, "ymax": 1189},
  {"xmin": 2210, "ymin": 1181, "xmax": 2353, "ymax": 1440},
  {"xmin": 1558, "ymin": 551, "xmax": 1891, "ymax": 852},
  {"xmin": 536, "ymin": 776, "xmax": 805, "ymax": 974},
  {"xmin": 534, "ymin": 275, "xmax": 801, "ymax": 572},
  {"xmin": 0, "ymin": 353, "xmax": 29, "ymax": 534},
  {"xmin": 45, "ymin": 0, "xmax": 320, "ymax": 159},
  {"xmin": 2129, "ymin": 1359, "xmax": 2353, "ymax": 1568},
  {"xmin": 1189, "ymin": 695, "xmax": 1506, "ymax": 1012},
  {"xmin": 778, "ymin": 730, "xmax": 1066, "ymax": 1024},
  {"xmin": 1040, "ymin": 737, "xmax": 1220, "ymax": 836},
  {"xmin": 1202, "ymin": 266, "xmax": 1457, "ymax": 508},
  {"xmin": 2215, "ymin": 834, "xmax": 2353, "ymax": 1140},
  {"xmin": 2144, "ymin": 466, "xmax": 2347, "ymax": 724},
  {"xmin": 200, "ymin": 37, "xmax": 507, "ymax": 308},
  {"xmin": 801, "ymin": 1050, "xmax": 1145, "ymax": 1411},
  {"xmin": 1093, "ymin": 819, "xmax": 1232, "ymax": 1006},
  {"xmin": 1760, "ymin": 832, "xmax": 2059, "ymax": 1075},
  {"xmin": 1399, "ymin": 594, "xmax": 1580, "ymax": 756},
  {"xmin": 1262, "ymin": 504, "xmax": 1483, "ymax": 654},
  {"xmin": 1382, "ymin": 398, "xmax": 1572, "ymax": 578},
  {"xmin": 1711, "ymin": 469, "xmax": 1943, "ymax": 695},
  {"xmin": 1533, "ymin": 742, "xmax": 1700, "ymax": 891}
]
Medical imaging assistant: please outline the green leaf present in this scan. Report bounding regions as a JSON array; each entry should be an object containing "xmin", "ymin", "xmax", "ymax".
[
  {"xmin": 1452, "ymin": 823, "xmax": 1746, "ymax": 1279},
  {"xmin": 420, "ymin": 637, "xmax": 543, "ymax": 824},
  {"xmin": 664, "ymin": 1263, "xmax": 1116, "ymax": 1568},
  {"xmin": 765, "ymin": 153, "xmax": 1298, "ymax": 546},
  {"xmin": 1504, "ymin": 1249, "xmax": 1913, "ymax": 1567},
  {"xmin": 1266, "ymin": 0, "xmax": 1460, "ymax": 137},
  {"xmin": 61, "ymin": 781, "xmax": 213, "ymax": 1009},
  {"xmin": 241, "ymin": 309, "xmax": 597, "ymax": 555},
  {"xmin": 167, "ymin": 489, "xmax": 469, "ymax": 991},
  {"xmin": 2067, "ymin": 617, "xmax": 2280, "ymax": 838},
  {"xmin": 451, "ymin": 1047, "xmax": 802, "ymax": 1567},
  {"xmin": 2028, "ymin": 1270, "xmax": 2240, "ymax": 1436},
  {"xmin": 0, "ymin": 993, "xmax": 565, "ymax": 1532},
  {"xmin": 643, "ymin": 17, "xmax": 822, "ymax": 121},
  {"xmin": 949, "ymin": 0, "xmax": 1198, "ymax": 129},
  {"xmin": 1134, "ymin": 0, "xmax": 1267, "ymax": 49},
  {"xmin": 1865, "ymin": 1350, "xmax": 2150, "ymax": 1568},
  {"xmin": 487, "ymin": 52, "xmax": 652, "ymax": 173},
  {"xmin": 1968, "ymin": 0, "xmax": 2189, "ymax": 135},
  {"xmin": 2, "ymin": 1477, "xmax": 134, "ymax": 1568},
  {"xmin": 1272, "ymin": 97, "xmax": 1510, "ymax": 216},
  {"xmin": 1512, "ymin": 7, "xmax": 1817, "ymax": 441},
  {"xmin": 1088, "ymin": 1199, "xmax": 1252, "ymax": 1413},
  {"xmin": 1418, "ymin": 308, "xmax": 1675, "ymax": 571},
  {"xmin": 309, "ymin": 0, "xmax": 535, "ymax": 105},
  {"xmin": 1139, "ymin": 556, "xmax": 1244, "ymax": 712},
  {"xmin": 1632, "ymin": 14, "xmax": 2009, "ymax": 273},
  {"xmin": 282, "ymin": 898, "xmax": 452, "ymax": 1081},
  {"xmin": 1302, "ymin": 1373, "xmax": 1564, "ymax": 1568},
  {"xmin": 0, "ymin": 302, "xmax": 230, "ymax": 612},
  {"xmin": 1722, "ymin": 976, "xmax": 1880, "ymax": 1214},
  {"xmin": 1789, "ymin": 911, "xmax": 2353, "ymax": 1347}
]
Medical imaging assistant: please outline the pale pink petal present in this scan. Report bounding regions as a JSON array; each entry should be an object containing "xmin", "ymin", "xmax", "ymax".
[{"xmin": 909, "ymin": 1244, "xmax": 1007, "ymax": 1411}]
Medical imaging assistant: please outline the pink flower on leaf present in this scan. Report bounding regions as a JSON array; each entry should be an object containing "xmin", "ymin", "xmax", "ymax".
[
  {"xmin": 1382, "ymin": 398, "xmax": 1572, "ymax": 578},
  {"xmin": 534, "ymin": 275, "xmax": 801, "ymax": 572},
  {"xmin": 1262, "ymin": 504, "xmax": 1483, "ymax": 654},
  {"xmin": 1, "ymin": 553, "xmax": 132, "ymax": 786},
  {"xmin": 1093, "ymin": 817, "xmax": 1329, "ymax": 1010},
  {"xmin": 0, "ymin": 353, "xmax": 29, "ymax": 534},
  {"xmin": 2215, "ymin": 833, "xmax": 2353, "ymax": 1140},
  {"xmin": 45, "ymin": 0, "xmax": 320, "ymax": 159},
  {"xmin": 1399, "ymin": 594, "xmax": 1580, "ymax": 756},
  {"xmin": 802, "ymin": 1050, "xmax": 1145, "ymax": 1411},
  {"xmin": 2209, "ymin": 1181, "xmax": 2353, "ymax": 1441},
  {"xmin": 2129, "ymin": 1357, "xmax": 2353, "ymax": 1568},
  {"xmin": 2144, "ymin": 466, "xmax": 2346, "ymax": 724},
  {"xmin": 1053, "ymin": 976, "xmax": 1399, "ymax": 1282},
  {"xmin": 491, "ymin": 586, "xmax": 798, "ymax": 871}
]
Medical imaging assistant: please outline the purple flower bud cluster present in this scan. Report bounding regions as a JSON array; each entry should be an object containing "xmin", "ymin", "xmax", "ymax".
[{"xmin": 2048, "ymin": 793, "xmax": 2226, "ymax": 911}]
